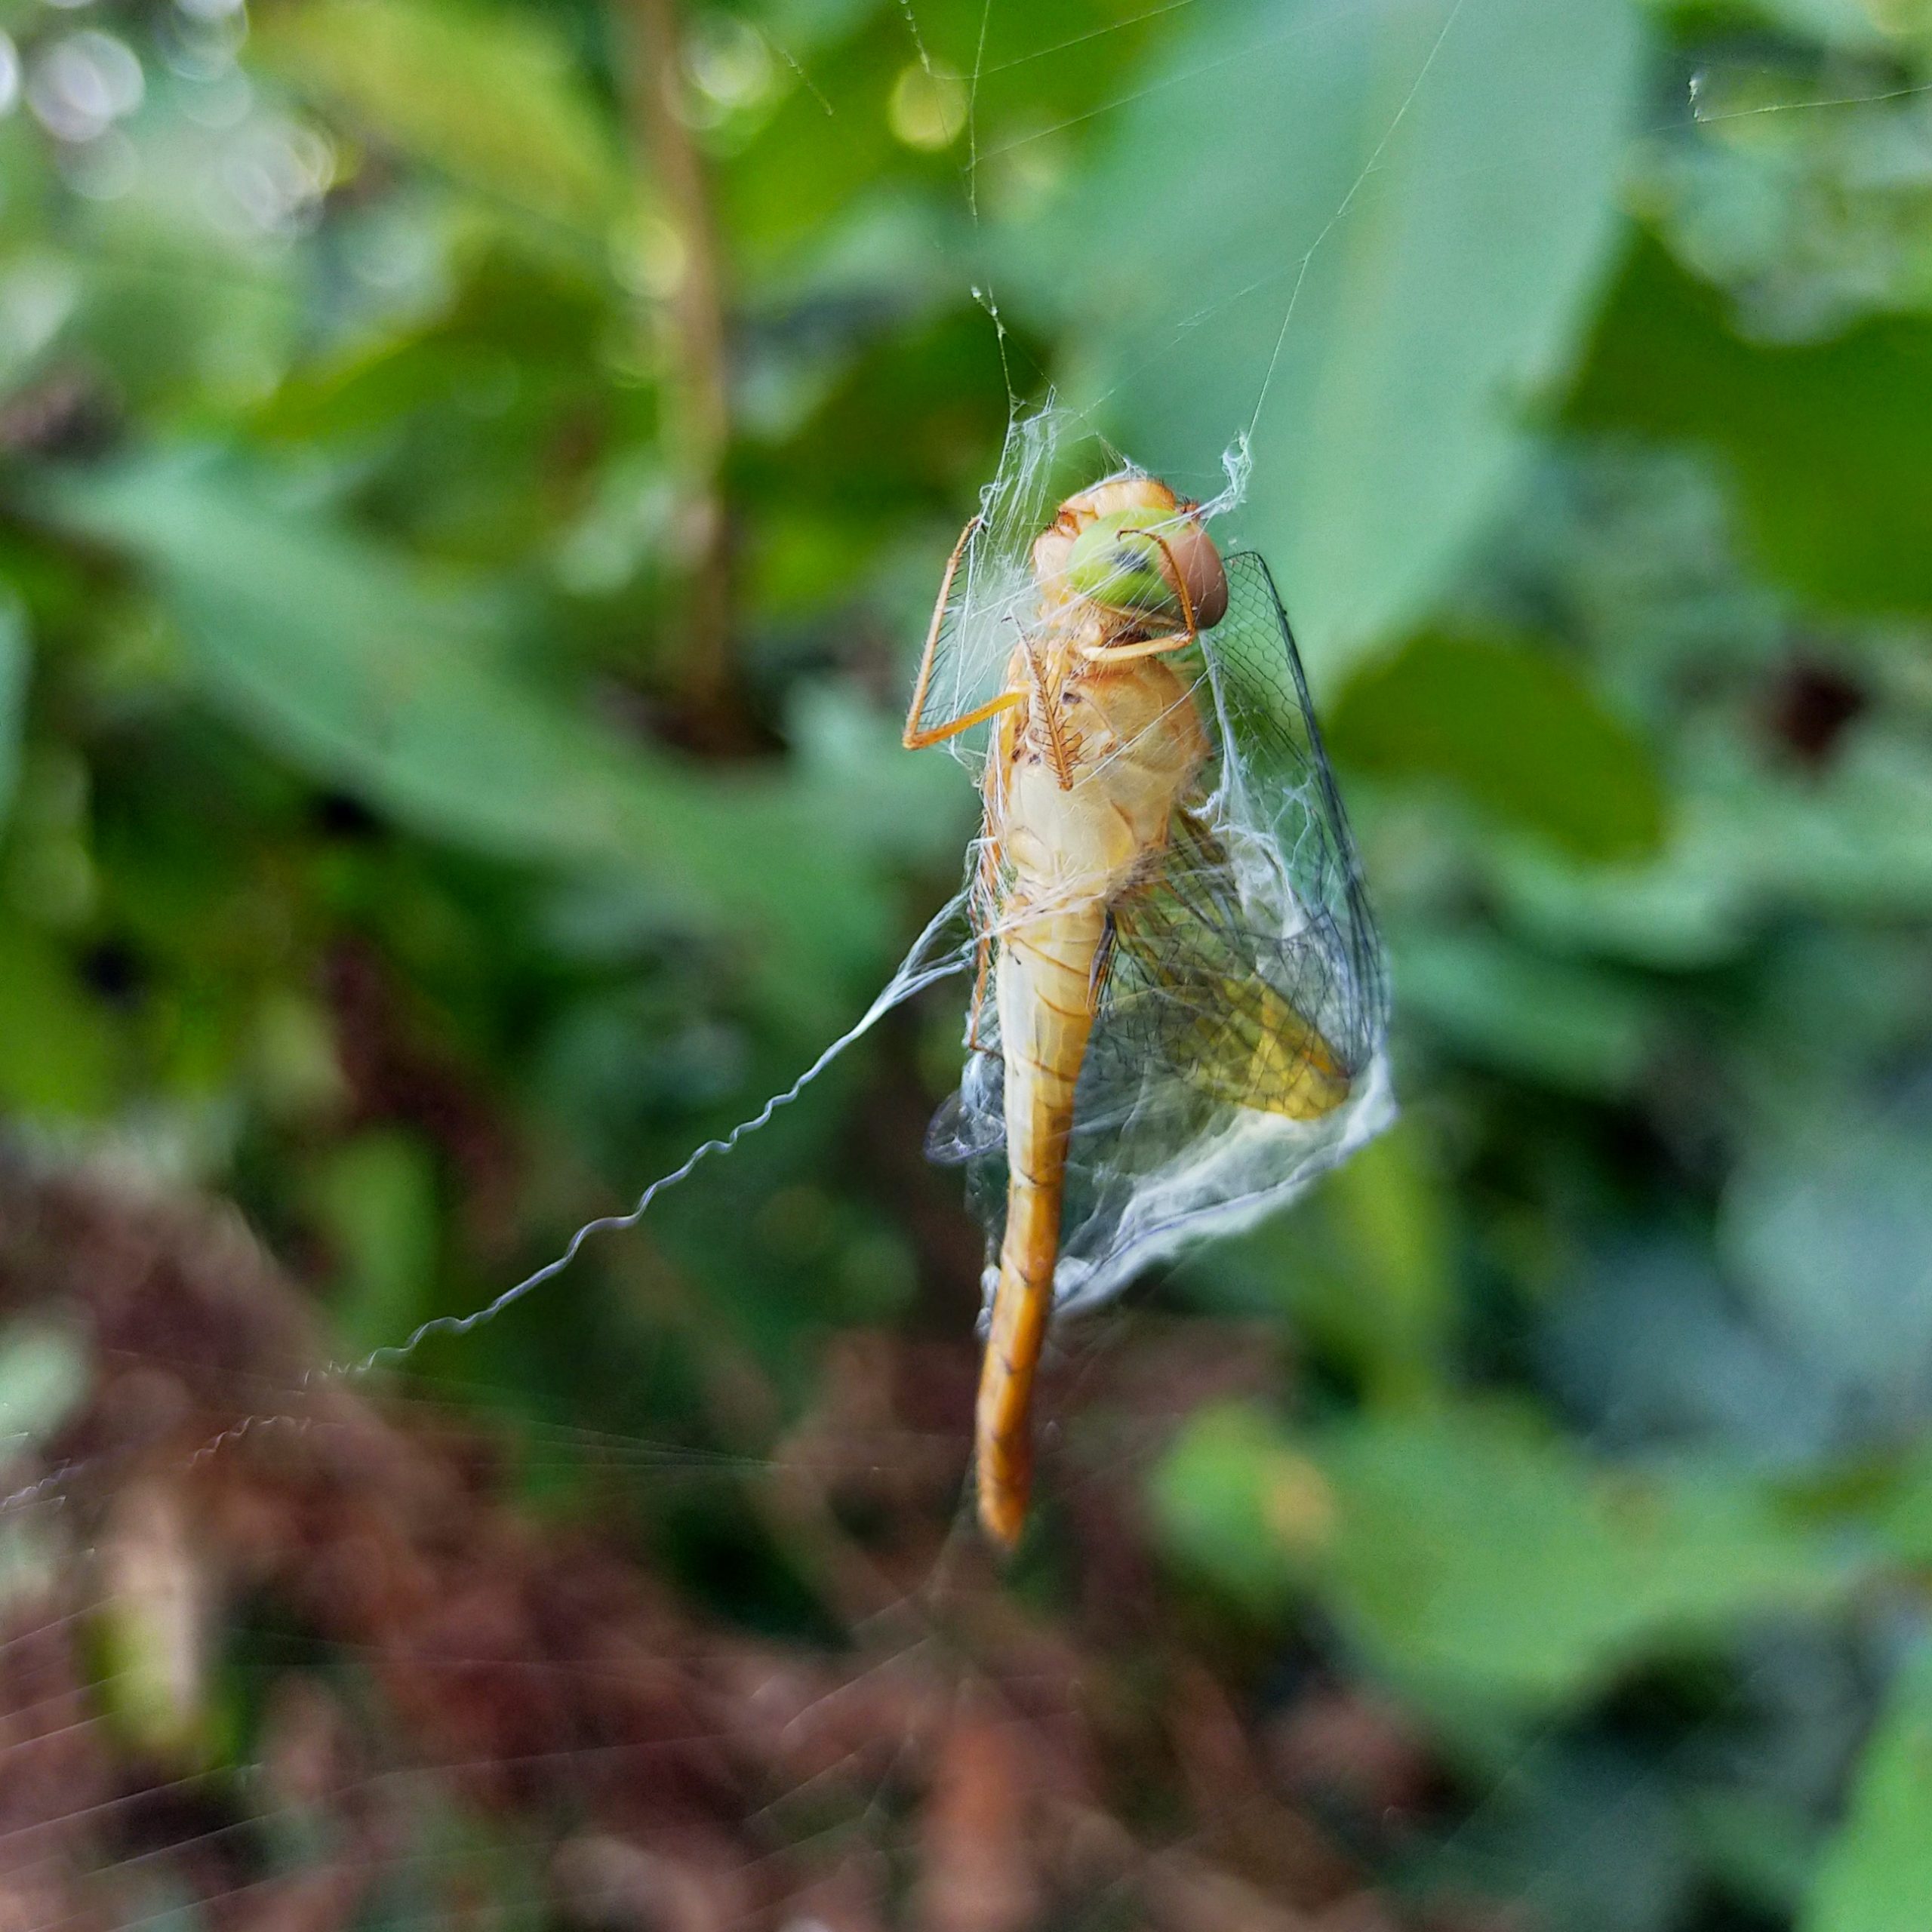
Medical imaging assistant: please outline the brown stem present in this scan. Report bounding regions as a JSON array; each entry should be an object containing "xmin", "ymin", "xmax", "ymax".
[{"xmin": 615, "ymin": 0, "xmax": 735, "ymax": 725}]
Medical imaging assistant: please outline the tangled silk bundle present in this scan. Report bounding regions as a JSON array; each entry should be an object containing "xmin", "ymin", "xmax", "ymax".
[{"xmin": 902, "ymin": 410, "xmax": 1395, "ymax": 1328}]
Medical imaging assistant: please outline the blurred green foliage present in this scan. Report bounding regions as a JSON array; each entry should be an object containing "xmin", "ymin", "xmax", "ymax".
[{"xmin": 3, "ymin": 0, "xmax": 1932, "ymax": 1926}]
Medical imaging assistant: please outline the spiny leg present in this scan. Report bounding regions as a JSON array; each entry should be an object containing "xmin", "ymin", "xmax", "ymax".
[
  {"xmin": 903, "ymin": 513, "xmax": 977, "ymax": 746},
  {"xmin": 1018, "ymin": 634, "xmax": 1078, "ymax": 792},
  {"xmin": 905, "ymin": 688, "xmax": 1027, "ymax": 749},
  {"xmin": 964, "ymin": 832, "xmax": 1003, "ymax": 1054},
  {"xmin": 903, "ymin": 514, "xmax": 1031, "ymax": 749}
]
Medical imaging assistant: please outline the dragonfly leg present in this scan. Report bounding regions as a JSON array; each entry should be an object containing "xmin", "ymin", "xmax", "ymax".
[
  {"xmin": 1078, "ymin": 526, "xmax": 1199, "ymax": 663},
  {"xmin": 964, "ymin": 835, "xmax": 1001, "ymax": 1054},
  {"xmin": 904, "ymin": 685, "xmax": 1027, "ymax": 749},
  {"xmin": 903, "ymin": 514, "xmax": 1031, "ymax": 749},
  {"xmin": 1018, "ymin": 634, "xmax": 1079, "ymax": 791}
]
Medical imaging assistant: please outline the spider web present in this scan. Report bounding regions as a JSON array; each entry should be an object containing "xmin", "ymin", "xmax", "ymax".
[{"xmin": 0, "ymin": 1, "xmax": 1882, "ymax": 1927}]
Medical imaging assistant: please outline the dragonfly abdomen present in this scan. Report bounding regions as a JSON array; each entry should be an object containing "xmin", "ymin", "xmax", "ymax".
[
  {"xmin": 976, "ymin": 897, "xmax": 1106, "ymax": 1546},
  {"xmin": 974, "ymin": 658, "xmax": 1211, "ymax": 1546}
]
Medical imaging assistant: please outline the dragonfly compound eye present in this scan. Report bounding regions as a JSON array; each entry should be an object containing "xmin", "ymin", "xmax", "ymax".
[{"xmin": 1065, "ymin": 509, "xmax": 1229, "ymax": 629}]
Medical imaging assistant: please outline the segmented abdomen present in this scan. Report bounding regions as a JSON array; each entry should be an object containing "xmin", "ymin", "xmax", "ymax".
[
  {"xmin": 975, "ymin": 897, "xmax": 1105, "ymax": 1546},
  {"xmin": 972, "ymin": 653, "xmax": 1208, "ymax": 1546}
]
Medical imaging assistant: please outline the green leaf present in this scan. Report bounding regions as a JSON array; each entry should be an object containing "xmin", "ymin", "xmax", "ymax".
[
  {"xmin": 0, "ymin": 923, "xmax": 118, "ymax": 1118},
  {"xmin": 1155, "ymin": 1402, "xmax": 1850, "ymax": 1704},
  {"xmin": 1394, "ymin": 924, "xmax": 1660, "ymax": 1096},
  {"xmin": 1200, "ymin": 1121, "xmax": 1457, "ymax": 1408},
  {"xmin": 45, "ymin": 453, "xmax": 690, "ymax": 870},
  {"xmin": 1320, "ymin": 1123, "xmax": 1457, "ymax": 1407},
  {"xmin": 1494, "ymin": 726, "xmax": 1932, "ymax": 970},
  {"xmin": 0, "ymin": 592, "xmax": 26, "ymax": 831},
  {"xmin": 1806, "ymin": 1645, "xmax": 1932, "ymax": 1932},
  {"xmin": 1327, "ymin": 629, "xmax": 1666, "ymax": 860},
  {"xmin": 251, "ymin": 0, "xmax": 626, "ymax": 235},
  {"xmin": 1639, "ymin": 0, "xmax": 1903, "ymax": 48},
  {"xmin": 1869, "ymin": 1444, "xmax": 1932, "ymax": 1570},
  {"xmin": 1722, "ymin": 1113, "xmax": 1932, "ymax": 1422},
  {"xmin": 1030, "ymin": 0, "xmax": 1644, "ymax": 671},
  {"xmin": 311, "ymin": 1131, "xmax": 441, "ymax": 1356},
  {"xmin": 35, "ymin": 451, "xmax": 948, "ymax": 1026},
  {"xmin": 0, "ymin": 1321, "xmax": 88, "ymax": 1455},
  {"xmin": 1569, "ymin": 235, "xmax": 1932, "ymax": 614},
  {"xmin": 1152, "ymin": 1403, "xmax": 1340, "ymax": 1615}
]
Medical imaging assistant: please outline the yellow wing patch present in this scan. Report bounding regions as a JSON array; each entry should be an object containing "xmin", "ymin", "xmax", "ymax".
[{"xmin": 1105, "ymin": 810, "xmax": 1356, "ymax": 1124}]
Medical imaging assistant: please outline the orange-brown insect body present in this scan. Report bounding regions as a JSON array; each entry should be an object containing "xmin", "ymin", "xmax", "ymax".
[{"xmin": 903, "ymin": 475, "xmax": 1231, "ymax": 1548}]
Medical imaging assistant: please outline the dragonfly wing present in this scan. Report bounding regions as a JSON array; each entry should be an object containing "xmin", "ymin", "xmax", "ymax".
[
  {"xmin": 926, "ymin": 1050, "xmax": 1005, "ymax": 1164},
  {"xmin": 1101, "ymin": 808, "xmax": 1358, "ymax": 1124},
  {"xmin": 1089, "ymin": 539, "xmax": 1394, "ymax": 1128},
  {"xmin": 1186, "ymin": 550, "xmax": 1389, "ymax": 1070},
  {"xmin": 1048, "ymin": 550, "xmax": 1391, "ymax": 1310},
  {"xmin": 928, "ymin": 542, "xmax": 1392, "ymax": 1317}
]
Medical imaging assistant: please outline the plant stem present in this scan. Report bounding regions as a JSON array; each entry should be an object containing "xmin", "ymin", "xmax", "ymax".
[{"xmin": 616, "ymin": 0, "xmax": 735, "ymax": 724}]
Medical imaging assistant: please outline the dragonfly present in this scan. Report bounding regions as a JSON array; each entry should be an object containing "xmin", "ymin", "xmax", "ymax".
[{"xmin": 903, "ymin": 448, "xmax": 1392, "ymax": 1549}]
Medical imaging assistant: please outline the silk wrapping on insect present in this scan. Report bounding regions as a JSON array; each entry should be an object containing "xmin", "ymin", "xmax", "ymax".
[{"xmin": 904, "ymin": 410, "xmax": 1395, "ymax": 1317}]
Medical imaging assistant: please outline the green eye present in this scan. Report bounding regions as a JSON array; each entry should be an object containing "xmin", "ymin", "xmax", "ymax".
[{"xmin": 1064, "ymin": 511, "xmax": 1183, "ymax": 616}]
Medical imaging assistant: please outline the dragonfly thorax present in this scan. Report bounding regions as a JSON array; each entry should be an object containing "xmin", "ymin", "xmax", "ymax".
[{"xmin": 993, "ymin": 646, "xmax": 1208, "ymax": 898}]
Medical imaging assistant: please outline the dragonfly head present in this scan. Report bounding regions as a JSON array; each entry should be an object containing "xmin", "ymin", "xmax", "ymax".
[{"xmin": 1034, "ymin": 472, "xmax": 1229, "ymax": 632}]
